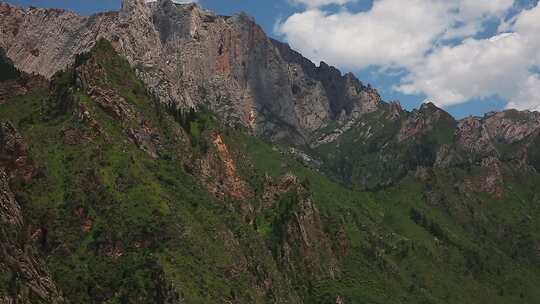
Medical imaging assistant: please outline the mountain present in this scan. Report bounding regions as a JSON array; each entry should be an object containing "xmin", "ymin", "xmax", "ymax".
[
  {"xmin": 1, "ymin": 1, "xmax": 540, "ymax": 304},
  {"xmin": 0, "ymin": 0, "xmax": 380, "ymax": 145}
]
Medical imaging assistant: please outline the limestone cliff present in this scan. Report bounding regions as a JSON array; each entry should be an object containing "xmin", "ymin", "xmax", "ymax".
[{"xmin": 0, "ymin": 0, "xmax": 381, "ymax": 145}]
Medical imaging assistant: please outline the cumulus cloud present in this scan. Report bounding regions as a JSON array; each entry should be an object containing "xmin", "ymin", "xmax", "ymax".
[
  {"xmin": 278, "ymin": 0, "xmax": 540, "ymax": 111},
  {"xmin": 277, "ymin": 0, "xmax": 451, "ymax": 69},
  {"xmin": 290, "ymin": 0, "xmax": 357, "ymax": 8},
  {"xmin": 397, "ymin": 33, "xmax": 530, "ymax": 106},
  {"xmin": 445, "ymin": 0, "xmax": 514, "ymax": 38},
  {"xmin": 277, "ymin": 0, "xmax": 515, "ymax": 69},
  {"xmin": 507, "ymin": 75, "xmax": 540, "ymax": 111},
  {"xmin": 398, "ymin": 3, "xmax": 540, "ymax": 109}
]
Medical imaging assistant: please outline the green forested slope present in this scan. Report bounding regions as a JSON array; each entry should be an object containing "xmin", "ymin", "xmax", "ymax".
[{"xmin": 1, "ymin": 40, "xmax": 539, "ymax": 304}]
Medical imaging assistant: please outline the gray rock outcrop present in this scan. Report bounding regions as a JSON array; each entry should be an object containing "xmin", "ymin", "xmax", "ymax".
[{"xmin": 0, "ymin": 0, "xmax": 382, "ymax": 145}]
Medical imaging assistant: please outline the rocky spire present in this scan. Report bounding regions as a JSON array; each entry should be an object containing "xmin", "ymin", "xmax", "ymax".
[{"xmin": 120, "ymin": 0, "xmax": 152, "ymax": 22}]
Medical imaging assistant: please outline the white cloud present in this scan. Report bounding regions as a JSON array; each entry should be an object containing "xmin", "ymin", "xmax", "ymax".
[
  {"xmin": 507, "ymin": 74, "xmax": 540, "ymax": 111},
  {"xmin": 398, "ymin": 3, "xmax": 540, "ymax": 109},
  {"xmin": 277, "ymin": 0, "xmax": 451, "ymax": 69},
  {"xmin": 445, "ymin": 0, "xmax": 514, "ymax": 38},
  {"xmin": 277, "ymin": 0, "xmax": 515, "ymax": 70},
  {"xmin": 290, "ymin": 0, "xmax": 356, "ymax": 8},
  {"xmin": 278, "ymin": 0, "xmax": 540, "ymax": 112},
  {"xmin": 511, "ymin": 1, "xmax": 540, "ymax": 65},
  {"xmin": 397, "ymin": 33, "xmax": 530, "ymax": 106}
]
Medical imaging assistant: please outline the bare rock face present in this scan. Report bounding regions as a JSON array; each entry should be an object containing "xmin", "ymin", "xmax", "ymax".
[
  {"xmin": 0, "ymin": 0, "xmax": 382, "ymax": 145},
  {"xmin": 435, "ymin": 110, "xmax": 540, "ymax": 169},
  {"xmin": 398, "ymin": 102, "xmax": 455, "ymax": 142},
  {"xmin": 0, "ymin": 3, "xmax": 25, "ymax": 51},
  {"xmin": 457, "ymin": 111, "xmax": 540, "ymax": 155},
  {"xmin": 189, "ymin": 132, "xmax": 254, "ymax": 209},
  {"xmin": 483, "ymin": 110, "xmax": 540, "ymax": 144},
  {"xmin": 455, "ymin": 117, "xmax": 498, "ymax": 157},
  {"xmin": 0, "ymin": 3, "xmax": 117, "ymax": 79}
]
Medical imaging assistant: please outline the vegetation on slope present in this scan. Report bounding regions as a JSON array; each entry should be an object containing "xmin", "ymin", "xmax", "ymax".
[
  {"xmin": 314, "ymin": 102, "xmax": 457, "ymax": 190},
  {"xmin": 0, "ymin": 39, "xmax": 295, "ymax": 304},
  {"xmin": 231, "ymin": 131, "xmax": 540, "ymax": 304},
  {"xmin": 1, "ymin": 39, "xmax": 540, "ymax": 304}
]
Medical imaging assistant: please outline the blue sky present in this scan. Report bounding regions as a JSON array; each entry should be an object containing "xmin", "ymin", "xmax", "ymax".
[
  {"xmin": 6, "ymin": 0, "xmax": 540, "ymax": 118},
  {"xmin": 3, "ymin": 1, "xmax": 294, "ymax": 33}
]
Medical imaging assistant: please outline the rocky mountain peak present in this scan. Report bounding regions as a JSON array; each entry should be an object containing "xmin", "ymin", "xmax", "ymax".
[
  {"xmin": 3, "ymin": 0, "xmax": 537, "ymax": 152},
  {"xmin": 120, "ymin": 0, "xmax": 152, "ymax": 20},
  {"xmin": 0, "ymin": 0, "xmax": 385, "ymax": 146},
  {"xmin": 3, "ymin": 2, "xmax": 540, "ymax": 303}
]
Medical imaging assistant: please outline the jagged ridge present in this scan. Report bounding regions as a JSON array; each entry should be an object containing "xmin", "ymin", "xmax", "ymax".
[
  {"xmin": 2, "ymin": 1, "xmax": 540, "ymax": 304},
  {"xmin": 3, "ymin": 0, "xmax": 540, "ymax": 191},
  {"xmin": 0, "ymin": 0, "xmax": 381, "ymax": 146}
]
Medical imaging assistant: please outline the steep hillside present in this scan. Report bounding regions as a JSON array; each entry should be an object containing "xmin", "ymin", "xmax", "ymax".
[
  {"xmin": 3, "ymin": 0, "xmax": 539, "ymax": 190},
  {"xmin": 1, "ymin": 1, "xmax": 540, "ymax": 304},
  {"xmin": 313, "ymin": 101, "xmax": 540, "ymax": 190},
  {"xmin": 0, "ymin": 39, "xmax": 301, "ymax": 304},
  {"xmin": 0, "ymin": 37, "xmax": 539, "ymax": 304}
]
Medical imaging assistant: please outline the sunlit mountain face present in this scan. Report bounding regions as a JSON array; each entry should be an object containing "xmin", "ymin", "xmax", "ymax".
[
  {"xmin": 8, "ymin": 0, "xmax": 540, "ymax": 117},
  {"xmin": 1, "ymin": 1, "xmax": 540, "ymax": 303}
]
